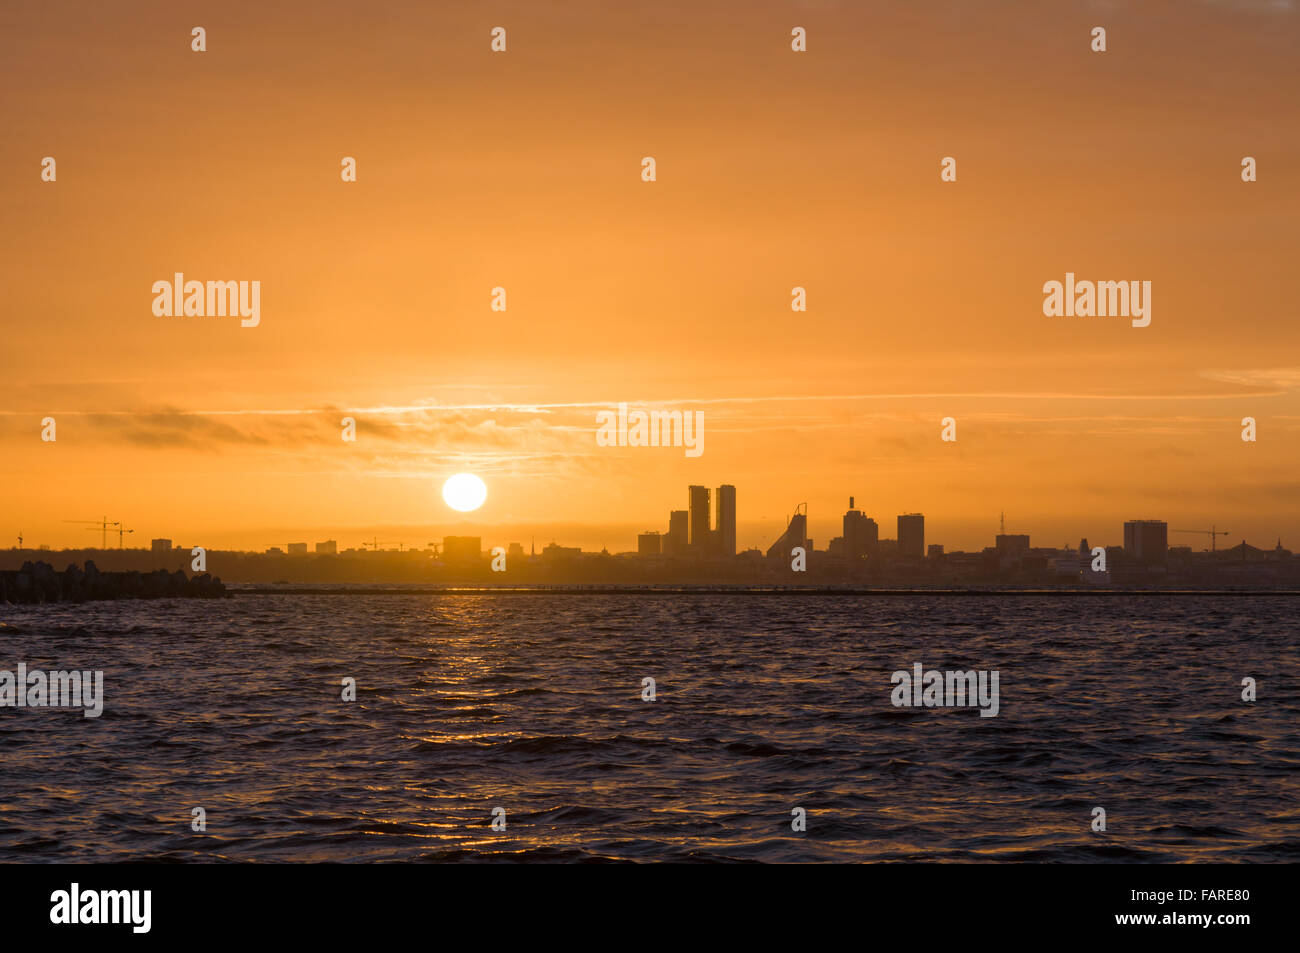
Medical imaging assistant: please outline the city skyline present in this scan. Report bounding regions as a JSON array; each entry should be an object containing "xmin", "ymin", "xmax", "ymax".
[{"xmin": 4, "ymin": 486, "xmax": 1284, "ymax": 560}]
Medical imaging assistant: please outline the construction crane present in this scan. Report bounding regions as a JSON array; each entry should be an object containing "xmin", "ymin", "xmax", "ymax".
[
  {"xmin": 64, "ymin": 517, "xmax": 120, "ymax": 549},
  {"xmin": 1173, "ymin": 526, "xmax": 1230, "ymax": 552},
  {"xmin": 102, "ymin": 526, "xmax": 134, "ymax": 549},
  {"xmin": 426, "ymin": 542, "xmax": 441, "ymax": 556},
  {"xmin": 363, "ymin": 537, "xmax": 402, "ymax": 551},
  {"xmin": 80, "ymin": 525, "xmax": 133, "ymax": 548}
]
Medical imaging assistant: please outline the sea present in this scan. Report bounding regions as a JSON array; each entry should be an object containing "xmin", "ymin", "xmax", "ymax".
[{"xmin": 0, "ymin": 592, "xmax": 1296, "ymax": 862}]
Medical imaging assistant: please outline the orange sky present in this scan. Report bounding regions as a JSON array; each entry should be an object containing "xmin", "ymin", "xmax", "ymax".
[{"xmin": 2, "ymin": 0, "xmax": 1298, "ymax": 554}]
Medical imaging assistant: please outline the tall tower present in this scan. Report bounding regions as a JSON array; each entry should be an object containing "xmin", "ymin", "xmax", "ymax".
[
  {"xmin": 715, "ymin": 484, "xmax": 736, "ymax": 557},
  {"xmin": 688, "ymin": 485, "xmax": 711, "ymax": 550},
  {"xmin": 666, "ymin": 510, "xmax": 688, "ymax": 556}
]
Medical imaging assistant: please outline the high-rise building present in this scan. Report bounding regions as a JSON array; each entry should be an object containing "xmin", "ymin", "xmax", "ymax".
[
  {"xmin": 638, "ymin": 531, "xmax": 662, "ymax": 556},
  {"xmin": 714, "ymin": 484, "xmax": 736, "ymax": 557},
  {"xmin": 862, "ymin": 517, "xmax": 879, "ymax": 556},
  {"xmin": 287, "ymin": 542, "xmax": 308, "ymax": 555},
  {"xmin": 443, "ymin": 536, "xmax": 482, "ymax": 565},
  {"xmin": 842, "ymin": 497, "xmax": 878, "ymax": 559},
  {"xmin": 151, "ymin": 538, "xmax": 172, "ymax": 554},
  {"xmin": 688, "ymin": 485, "xmax": 711, "ymax": 550},
  {"xmin": 897, "ymin": 513, "xmax": 925, "ymax": 558},
  {"xmin": 315, "ymin": 539, "xmax": 338, "ymax": 554},
  {"xmin": 665, "ymin": 510, "xmax": 688, "ymax": 556},
  {"xmin": 996, "ymin": 534, "xmax": 1030, "ymax": 556},
  {"xmin": 1124, "ymin": 520, "xmax": 1168, "ymax": 565},
  {"xmin": 766, "ymin": 504, "xmax": 808, "ymax": 559}
]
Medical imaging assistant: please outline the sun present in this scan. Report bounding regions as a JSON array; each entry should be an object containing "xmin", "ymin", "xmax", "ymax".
[{"xmin": 442, "ymin": 473, "xmax": 487, "ymax": 512}]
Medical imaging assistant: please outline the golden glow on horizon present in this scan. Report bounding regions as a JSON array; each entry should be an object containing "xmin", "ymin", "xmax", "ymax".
[{"xmin": 1, "ymin": 1, "xmax": 1298, "ymax": 552}]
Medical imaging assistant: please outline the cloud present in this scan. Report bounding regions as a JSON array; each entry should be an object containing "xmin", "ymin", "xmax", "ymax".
[
  {"xmin": 1204, "ymin": 0, "xmax": 1294, "ymax": 11},
  {"xmin": 3, "ymin": 379, "xmax": 1294, "ymax": 459},
  {"xmin": 1200, "ymin": 368, "xmax": 1300, "ymax": 389}
]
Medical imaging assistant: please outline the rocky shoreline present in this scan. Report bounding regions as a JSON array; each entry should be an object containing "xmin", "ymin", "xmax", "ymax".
[{"xmin": 0, "ymin": 561, "xmax": 226, "ymax": 604}]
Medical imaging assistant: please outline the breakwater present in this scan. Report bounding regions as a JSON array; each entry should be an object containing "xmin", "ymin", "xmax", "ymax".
[{"xmin": 0, "ymin": 561, "xmax": 226, "ymax": 604}]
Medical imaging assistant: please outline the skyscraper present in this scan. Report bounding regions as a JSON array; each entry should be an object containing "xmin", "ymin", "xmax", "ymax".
[
  {"xmin": 665, "ymin": 510, "xmax": 688, "ymax": 556},
  {"xmin": 715, "ymin": 484, "xmax": 736, "ymax": 557},
  {"xmin": 842, "ymin": 496, "xmax": 878, "ymax": 559},
  {"xmin": 897, "ymin": 513, "xmax": 925, "ymax": 558},
  {"xmin": 688, "ymin": 485, "xmax": 710, "ymax": 551}
]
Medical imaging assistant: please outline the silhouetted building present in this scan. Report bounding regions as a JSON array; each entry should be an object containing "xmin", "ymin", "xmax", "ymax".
[
  {"xmin": 897, "ymin": 514, "xmax": 925, "ymax": 558},
  {"xmin": 541, "ymin": 541, "xmax": 581, "ymax": 561},
  {"xmin": 715, "ymin": 485, "xmax": 736, "ymax": 557},
  {"xmin": 1224, "ymin": 539, "xmax": 1269, "ymax": 562},
  {"xmin": 1124, "ymin": 520, "xmax": 1168, "ymax": 566},
  {"xmin": 315, "ymin": 539, "xmax": 337, "ymax": 555},
  {"xmin": 996, "ymin": 534, "xmax": 1030, "ymax": 556},
  {"xmin": 443, "ymin": 536, "xmax": 482, "ymax": 565},
  {"xmin": 767, "ymin": 504, "xmax": 808, "ymax": 558},
  {"xmin": 151, "ymin": 538, "xmax": 172, "ymax": 554},
  {"xmin": 842, "ymin": 497, "xmax": 878, "ymax": 559},
  {"xmin": 638, "ymin": 531, "xmax": 662, "ymax": 556},
  {"xmin": 287, "ymin": 543, "xmax": 308, "ymax": 555},
  {"xmin": 927, "ymin": 544, "xmax": 944, "ymax": 559},
  {"xmin": 688, "ymin": 485, "xmax": 710, "ymax": 551},
  {"xmin": 665, "ymin": 510, "xmax": 688, "ymax": 556}
]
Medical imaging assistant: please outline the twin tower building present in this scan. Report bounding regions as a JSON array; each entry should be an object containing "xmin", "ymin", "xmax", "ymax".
[{"xmin": 640, "ymin": 485, "xmax": 736, "ymax": 558}]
